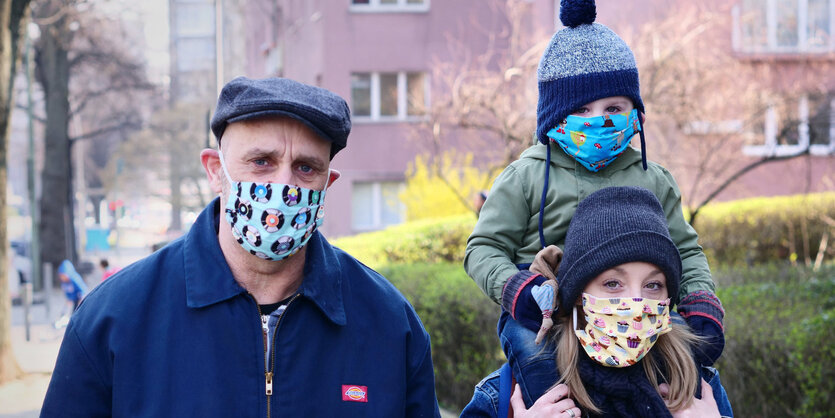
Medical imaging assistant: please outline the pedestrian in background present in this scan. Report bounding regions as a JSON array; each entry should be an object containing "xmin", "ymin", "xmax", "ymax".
[
  {"xmin": 99, "ymin": 258, "xmax": 119, "ymax": 281},
  {"xmin": 54, "ymin": 260, "xmax": 88, "ymax": 328}
]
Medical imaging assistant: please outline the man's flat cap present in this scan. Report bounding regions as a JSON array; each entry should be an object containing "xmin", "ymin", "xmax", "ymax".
[{"xmin": 211, "ymin": 77, "xmax": 351, "ymax": 158}]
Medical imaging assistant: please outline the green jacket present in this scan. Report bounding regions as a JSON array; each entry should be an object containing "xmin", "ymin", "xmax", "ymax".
[{"xmin": 465, "ymin": 142, "xmax": 714, "ymax": 304}]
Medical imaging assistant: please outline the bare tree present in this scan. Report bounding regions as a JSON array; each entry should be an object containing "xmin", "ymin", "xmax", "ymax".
[
  {"xmin": 0, "ymin": 0, "xmax": 33, "ymax": 385},
  {"xmin": 105, "ymin": 102, "xmax": 213, "ymax": 230},
  {"xmin": 625, "ymin": 3, "xmax": 835, "ymax": 226},
  {"xmin": 32, "ymin": 0, "xmax": 152, "ymax": 270},
  {"xmin": 408, "ymin": 0, "xmax": 548, "ymax": 213}
]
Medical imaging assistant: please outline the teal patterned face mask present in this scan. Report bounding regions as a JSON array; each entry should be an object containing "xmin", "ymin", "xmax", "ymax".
[
  {"xmin": 546, "ymin": 109, "xmax": 641, "ymax": 172},
  {"xmin": 219, "ymin": 152, "xmax": 327, "ymax": 261}
]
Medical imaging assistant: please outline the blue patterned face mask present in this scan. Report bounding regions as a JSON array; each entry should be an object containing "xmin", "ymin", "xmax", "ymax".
[
  {"xmin": 218, "ymin": 152, "xmax": 327, "ymax": 261},
  {"xmin": 546, "ymin": 109, "xmax": 641, "ymax": 172}
]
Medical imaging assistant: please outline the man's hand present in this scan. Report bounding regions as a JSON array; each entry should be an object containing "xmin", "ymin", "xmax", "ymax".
[
  {"xmin": 660, "ymin": 379, "xmax": 721, "ymax": 418},
  {"xmin": 510, "ymin": 383, "xmax": 580, "ymax": 418}
]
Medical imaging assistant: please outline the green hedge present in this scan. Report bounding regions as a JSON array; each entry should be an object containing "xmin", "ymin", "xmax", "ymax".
[
  {"xmin": 715, "ymin": 265, "xmax": 835, "ymax": 417},
  {"xmin": 335, "ymin": 193, "xmax": 835, "ymax": 268},
  {"xmin": 695, "ymin": 192, "xmax": 835, "ymax": 266},
  {"xmin": 333, "ymin": 214, "xmax": 475, "ymax": 267},
  {"xmin": 377, "ymin": 262, "xmax": 503, "ymax": 411}
]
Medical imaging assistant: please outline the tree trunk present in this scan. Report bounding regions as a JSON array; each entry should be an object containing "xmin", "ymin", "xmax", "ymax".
[
  {"xmin": 35, "ymin": 5, "xmax": 74, "ymax": 272},
  {"xmin": 0, "ymin": 0, "xmax": 33, "ymax": 384}
]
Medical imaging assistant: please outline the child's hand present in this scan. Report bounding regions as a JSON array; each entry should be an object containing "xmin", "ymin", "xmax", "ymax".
[{"xmin": 531, "ymin": 280, "xmax": 558, "ymax": 344}]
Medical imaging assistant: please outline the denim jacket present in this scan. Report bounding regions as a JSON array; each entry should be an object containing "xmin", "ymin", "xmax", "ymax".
[{"xmin": 461, "ymin": 314, "xmax": 733, "ymax": 417}]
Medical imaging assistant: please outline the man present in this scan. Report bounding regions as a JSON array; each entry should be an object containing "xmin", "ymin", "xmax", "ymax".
[{"xmin": 42, "ymin": 77, "xmax": 440, "ymax": 417}]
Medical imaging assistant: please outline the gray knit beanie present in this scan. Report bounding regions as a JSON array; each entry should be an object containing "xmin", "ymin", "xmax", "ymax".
[
  {"xmin": 536, "ymin": 0, "xmax": 644, "ymax": 145},
  {"xmin": 557, "ymin": 187, "xmax": 681, "ymax": 314}
]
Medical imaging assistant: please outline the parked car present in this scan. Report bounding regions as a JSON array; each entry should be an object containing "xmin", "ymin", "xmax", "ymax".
[{"xmin": 7, "ymin": 240, "xmax": 32, "ymax": 305}]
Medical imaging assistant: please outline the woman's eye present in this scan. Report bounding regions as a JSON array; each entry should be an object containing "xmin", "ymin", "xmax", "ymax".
[
  {"xmin": 603, "ymin": 280, "xmax": 620, "ymax": 289},
  {"xmin": 645, "ymin": 282, "xmax": 663, "ymax": 290}
]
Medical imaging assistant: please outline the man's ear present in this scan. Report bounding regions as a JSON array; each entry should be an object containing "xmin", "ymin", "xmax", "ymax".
[
  {"xmin": 200, "ymin": 149, "xmax": 223, "ymax": 195},
  {"xmin": 327, "ymin": 169, "xmax": 341, "ymax": 188}
]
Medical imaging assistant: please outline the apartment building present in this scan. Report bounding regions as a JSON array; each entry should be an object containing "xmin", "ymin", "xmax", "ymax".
[{"xmin": 240, "ymin": 0, "xmax": 834, "ymax": 237}]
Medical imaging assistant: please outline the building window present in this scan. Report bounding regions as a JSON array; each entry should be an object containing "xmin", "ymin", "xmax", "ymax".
[
  {"xmin": 733, "ymin": 0, "xmax": 835, "ymax": 53},
  {"xmin": 351, "ymin": 181, "xmax": 405, "ymax": 231},
  {"xmin": 350, "ymin": 0, "xmax": 429, "ymax": 12},
  {"xmin": 743, "ymin": 94, "xmax": 835, "ymax": 156},
  {"xmin": 350, "ymin": 72, "xmax": 428, "ymax": 121}
]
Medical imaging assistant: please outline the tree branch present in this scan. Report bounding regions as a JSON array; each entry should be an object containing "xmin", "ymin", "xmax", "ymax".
[{"xmin": 689, "ymin": 149, "xmax": 809, "ymax": 226}]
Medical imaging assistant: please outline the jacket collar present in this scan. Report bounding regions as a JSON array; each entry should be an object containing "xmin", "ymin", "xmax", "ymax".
[{"xmin": 184, "ymin": 198, "xmax": 346, "ymax": 326}]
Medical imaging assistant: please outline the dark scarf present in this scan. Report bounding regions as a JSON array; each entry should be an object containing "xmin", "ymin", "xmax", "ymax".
[{"xmin": 576, "ymin": 354, "xmax": 672, "ymax": 418}]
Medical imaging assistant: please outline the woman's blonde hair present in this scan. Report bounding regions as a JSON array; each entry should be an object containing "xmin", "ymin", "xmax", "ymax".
[{"xmin": 552, "ymin": 312, "xmax": 702, "ymax": 414}]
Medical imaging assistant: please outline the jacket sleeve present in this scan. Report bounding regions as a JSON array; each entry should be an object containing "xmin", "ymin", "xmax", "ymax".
[
  {"xmin": 655, "ymin": 167, "xmax": 716, "ymax": 297},
  {"xmin": 41, "ymin": 324, "xmax": 111, "ymax": 417},
  {"xmin": 405, "ymin": 310, "xmax": 442, "ymax": 418},
  {"xmin": 465, "ymin": 164, "xmax": 532, "ymax": 304}
]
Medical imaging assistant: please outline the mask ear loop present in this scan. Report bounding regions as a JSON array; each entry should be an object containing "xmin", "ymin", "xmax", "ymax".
[
  {"xmin": 217, "ymin": 150, "xmax": 237, "ymax": 189},
  {"xmin": 573, "ymin": 305, "xmax": 578, "ymax": 331}
]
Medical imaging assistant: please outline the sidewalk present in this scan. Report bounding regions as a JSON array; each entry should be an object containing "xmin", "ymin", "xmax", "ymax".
[
  {"xmin": 0, "ymin": 248, "xmax": 150, "ymax": 417},
  {"xmin": 0, "ymin": 289, "xmax": 66, "ymax": 417}
]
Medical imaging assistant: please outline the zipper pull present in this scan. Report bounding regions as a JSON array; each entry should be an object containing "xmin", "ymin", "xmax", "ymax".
[
  {"xmin": 261, "ymin": 315, "xmax": 269, "ymax": 334},
  {"xmin": 265, "ymin": 371, "xmax": 274, "ymax": 395}
]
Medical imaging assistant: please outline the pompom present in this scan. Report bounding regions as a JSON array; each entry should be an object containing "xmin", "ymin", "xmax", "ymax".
[{"xmin": 559, "ymin": 0, "xmax": 597, "ymax": 28}]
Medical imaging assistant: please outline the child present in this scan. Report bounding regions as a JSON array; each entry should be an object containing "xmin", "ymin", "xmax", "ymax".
[
  {"xmin": 55, "ymin": 259, "xmax": 89, "ymax": 328},
  {"xmin": 464, "ymin": 0, "xmax": 725, "ymax": 366}
]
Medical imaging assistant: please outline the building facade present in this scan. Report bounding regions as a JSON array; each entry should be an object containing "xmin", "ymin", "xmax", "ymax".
[{"xmin": 239, "ymin": 0, "xmax": 834, "ymax": 238}]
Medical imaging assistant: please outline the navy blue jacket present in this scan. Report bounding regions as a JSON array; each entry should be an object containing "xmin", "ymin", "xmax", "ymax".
[{"xmin": 42, "ymin": 199, "xmax": 440, "ymax": 417}]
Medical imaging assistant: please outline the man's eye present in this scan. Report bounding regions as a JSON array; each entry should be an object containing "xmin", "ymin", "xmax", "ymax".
[
  {"xmin": 298, "ymin": 165, "xmax": 313, "ymax": 173},
  {"xmin": 253, "ymin": 159, "xmax": 268, "ymax": 166}
]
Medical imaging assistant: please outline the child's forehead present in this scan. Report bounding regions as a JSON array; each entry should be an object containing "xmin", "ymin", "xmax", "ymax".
[{"xmin": 581, "ymin": 96, "xmax": 634, "ymax": 107}]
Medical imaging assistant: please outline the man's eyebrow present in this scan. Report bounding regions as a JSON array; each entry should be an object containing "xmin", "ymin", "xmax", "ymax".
[{"xmin": 241, "ymin": 148, "xmax": 280, "ymax": 159}]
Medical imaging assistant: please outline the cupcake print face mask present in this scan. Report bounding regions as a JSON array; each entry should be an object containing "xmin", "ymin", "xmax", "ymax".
[{"xmin": 574, "ymin": 293, "xmax": 672, "ymax": 367}]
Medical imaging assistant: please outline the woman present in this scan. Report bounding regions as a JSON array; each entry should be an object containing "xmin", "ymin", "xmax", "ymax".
[{"xmin": 462, "ymin": 187, "xmax": 732, "ymax": 417}]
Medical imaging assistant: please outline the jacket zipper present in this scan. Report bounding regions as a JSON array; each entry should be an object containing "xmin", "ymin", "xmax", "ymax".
[{"xmin": 254, "ymin": 293, "xmax": 299, "ymax": 418}]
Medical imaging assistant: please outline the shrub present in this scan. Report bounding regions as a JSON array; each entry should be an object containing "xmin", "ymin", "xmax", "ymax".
[
  {"xmin": 715, "ymin": 265, "xmax": 835, "ymax": 417},
  {"xmin": 332, "ymin": 214, "xmax": 475, "ymax": 267},
  {"xmin": 400, "ymin": 152, "xmax": 497, "ymax": 221},
  {"xmin": 696, "ymin": 193, "xmax": 835, "ymax": 266},
  {"xmin": 377, "ymin": 262, "xmax": 503, "ymax": 412}
]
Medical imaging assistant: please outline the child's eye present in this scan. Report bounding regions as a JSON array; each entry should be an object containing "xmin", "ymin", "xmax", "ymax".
[
  {"xmin": 572, "ymin": 107, "xmax": 589, "ymax": 115},
  {"xmin": 605, "ymin": 106, "xmax": 622, "ymax": 113}
]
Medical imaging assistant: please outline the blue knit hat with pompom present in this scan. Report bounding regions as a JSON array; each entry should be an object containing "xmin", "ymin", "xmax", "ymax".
[{"xmin": 536, "ymin": 0, "xmax": 644, "ymax": 145}]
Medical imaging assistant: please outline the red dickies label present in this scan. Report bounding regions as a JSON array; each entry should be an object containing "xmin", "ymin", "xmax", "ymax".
[{"xmin": 342, "ymin": 385, "xmax": 368, "ymax": 402}]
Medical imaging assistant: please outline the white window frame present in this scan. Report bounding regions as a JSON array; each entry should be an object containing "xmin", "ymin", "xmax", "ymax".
[
  {"xmin": 743, "ymin": 95, "xmax": 835, "ymax": 156},
  {"xmin": 351, "ymin": 71, "xmax": 430, "ymax": 123},
  {"xmin": 732, "ymin": 0, "xmax": 835, "ymax": 53},
  {"xmin": 351, "ymin": 181, "xmax": 406, "ymax": 232},
  {"xmin": 349, "ymin": 0, "xmax": 430, "ymax": 13}
]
